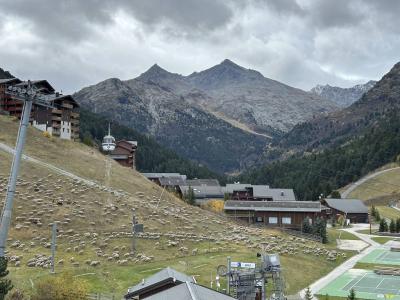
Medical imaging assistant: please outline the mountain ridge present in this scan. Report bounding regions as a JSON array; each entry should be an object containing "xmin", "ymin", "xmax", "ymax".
[
  {"xmin": 310, "ymin": 80, "xmax": 377, "ymax": 107},
  {"xmin": 270, "ymin": 61, "xmax": 400, "ymax": 158}
]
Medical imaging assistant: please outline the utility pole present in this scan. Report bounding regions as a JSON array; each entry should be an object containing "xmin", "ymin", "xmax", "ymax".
[
  {"xmin": 0, "ymin": 81, "xmax": 53, "ymax": 257},
  {"xmin": 51, "ymin": 223, "xmax": 57, "ymax": 273},
  {"xmin": 131, "ymin": 209, "xmax": 143, "ymax": 253},
  {"xmin": 0, "ymin": 85, "xmax": 33, "ymax": 257},
  {"xmin": 132, "ymin": 209, "xmax": 136, "ymax": 252},
  {"xmin": 227, "ymin": 256, "xmax": 231, "ymax": 295}
]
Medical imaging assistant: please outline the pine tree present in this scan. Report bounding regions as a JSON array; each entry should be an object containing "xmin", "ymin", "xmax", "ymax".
[
  {"xmin": 0, "ymin": 257, "xmax": 13, "ymax": 300},
  {"xmin": 347, "ymin": 288, "xmax": 356, "ymax": 300},
  {"xmin": 371, "ymin": 205, "xmax": 376, "ymax": 217},
  {"xmin": 379, "ymin": 219, "xmax": 388, "ymax": 232},
  {"xmin": 302, "ymin": 217, "xmax": 312, "ymax": 234},
  {"xmin": 375, "ymin": 209, "xmax": 381, "ymax": 221},
  {"xmin": 185, "ymin": 186, "xmax": 196, "ymax": 206},
  {"xmin": 314, "ymin": 217, "xmax": 328, "ymax": 244},
  {"xmin": 330, "ymin": 190, "xmax": 341, "ymax": 198},
  {"xmin": 396, "ymin": 218, "xmax": 400, "ymax": 233},
  {"xmin": 390, "ymin": 219, "xmax": 396, "ymax": 233},
  {"xmin": 304, "ymin": 287, "xmax": 313, "ymax": 300},
  {"xmin": 325, "ymin": 294, "xmax": 330, "ymax": 300}
]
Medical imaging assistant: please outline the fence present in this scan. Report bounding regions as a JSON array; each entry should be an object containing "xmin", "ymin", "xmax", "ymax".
[{"xmin": 87, "ymin": 293, "xmax": 117, "ymax": 300}]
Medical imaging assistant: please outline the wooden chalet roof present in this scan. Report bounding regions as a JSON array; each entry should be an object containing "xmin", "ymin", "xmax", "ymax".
[
  {"xmin": 125, "ymin": 267, "xmax": 194, "ymax": 299},
  {"xmin": 324, "ymin": 198, "xmax": 368, "ymax": 214},
  {"xmin": 224, "ymin": 200, "xmax": 322, "ymax": 212},
  {"xmin": 145, "ymin": 281, "xmax": 236, "ymax": 300}
]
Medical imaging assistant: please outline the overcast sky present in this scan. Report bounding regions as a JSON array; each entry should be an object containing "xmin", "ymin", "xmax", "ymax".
[{"xmin": 0, "ymin": 0, "xmax": 399, "ymax": 94}]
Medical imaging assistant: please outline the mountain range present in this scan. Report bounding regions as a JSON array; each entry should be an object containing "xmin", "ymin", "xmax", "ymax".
[
  {"xmin": 270, "ymin": 62, "xmax": 400, "ymax": 158},
  {"xmin": 310, "ymin": 81, "xmax": 376, "ymax": 107},
  {"xmin": 74, "ymin": 59, "xmax": 337, "ymax": 173}
]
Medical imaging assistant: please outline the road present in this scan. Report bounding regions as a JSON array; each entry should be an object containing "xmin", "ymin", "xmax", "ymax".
[
  {"xmin": 299, "ymin": 224, "xmax": 382, "ymax": 299},
  {"xmin": 341, "ymin": 166, "xmax": 400, "ymax": 198},
  {"xmin": 0, "ymin": 142, "xmax": 124, "ymax": 196}
]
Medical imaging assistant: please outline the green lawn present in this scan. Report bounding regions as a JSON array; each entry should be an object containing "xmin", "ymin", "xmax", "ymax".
[
  {"xmin": 371, "ymin": 236, "xmax": 400, "ymax": 244},
  {"xmin": 327, "ymin": 228, "xmax": 360, "ymax": 244},
  {"xmin": 375, "ymin": 206, "xmax": 400, "ymax": 220},
  {"xmin": 348, "ymin": 166, "xmax": 400, "ymax": 201}
]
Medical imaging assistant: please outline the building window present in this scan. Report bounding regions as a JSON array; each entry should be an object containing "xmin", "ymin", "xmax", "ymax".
[
  {"xmin": 268, "ymin": 217, "xmax": 278, "ymax": 224},
  {"xmin": 282, "ymin": 217, "xmax": 291, "ymax": 224},
  {"xmin": 256, "ymin": 217, "xmax": 263, "ymax": 222}
]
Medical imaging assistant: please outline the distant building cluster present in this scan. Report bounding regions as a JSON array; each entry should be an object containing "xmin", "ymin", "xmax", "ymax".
[
  {"xmin": 0, "ymin": 78, "xmax": 80, "ymax": 141},
  {"xmin": 143, "ymin": 172, "xmax": 369, "ymax": 229}
]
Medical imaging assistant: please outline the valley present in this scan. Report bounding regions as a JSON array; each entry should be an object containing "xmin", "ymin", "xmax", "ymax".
[{"xmin": 0, "ymin": 115, "xmax": 350, "ymax": 298}]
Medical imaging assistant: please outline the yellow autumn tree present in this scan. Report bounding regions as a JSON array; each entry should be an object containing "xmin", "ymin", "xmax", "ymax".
[
  {"xmin": 201, "ymin": 200, "xmax": 225, "ymax": 213},
  {"xmin": 32, "ymin": 272, "xmax": 88, "ymax": 300}
]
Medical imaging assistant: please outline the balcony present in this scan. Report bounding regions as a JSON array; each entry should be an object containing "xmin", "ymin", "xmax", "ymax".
[
  {"xmin": 52, "ymin": 109, "xmax": 62, "ymax": 115},
  {"xmin": 52, "ymin": 116, "xmax": 62, "ymax": 121},
  {"xmin": 61, "ymin": 103, "xmax": 73, "ymax": 109}
]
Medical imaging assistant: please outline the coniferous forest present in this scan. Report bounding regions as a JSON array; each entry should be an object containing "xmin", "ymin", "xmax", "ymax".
[
  {"xmin": 240, "ymin": 111, "xmax": 400, "ymax": 200},
  {"xmin": 79, "ymin": 109, "xmax": 225, "ymax": 183}
]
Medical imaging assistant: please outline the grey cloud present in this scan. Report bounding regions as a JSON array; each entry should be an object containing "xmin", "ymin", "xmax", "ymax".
[
  {"xmin": 307, "ymin": 0, "xmax": 365, "ymax": 28},
  {"xmin": 0, "ymin": 0, "xmax": 234, "ymax": 41},
  {"xmin": 256, "ymin": 0, "xmax": 304, "ymax": 15},
  {"xmin": 0, "ymin": 0, "xmax": 399, "ymax": 94}
]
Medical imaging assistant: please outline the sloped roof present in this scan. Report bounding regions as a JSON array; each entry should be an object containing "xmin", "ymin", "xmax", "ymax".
[
  {"xmin": 180, "ymin": 185, "xmax": 224, "ymax": 199},
  {"xmin": 186, "ymin": 179, "xmax": 220, "ymax": 186},
  {"xmin": 224, "ymin": 183, "xmax": 254, "ymax": 193},
  {"xmin": 0, "ymin": 78, "xmax": 21, "ymax": 84},
  {"xmin": 143, "ymin": 173, "xmax": 186, "ymax": 180},
  {"xmin": 324, "ymin": 198, "xmax": 368, "ymax": 214},
  {"xmin": 252, "ymin": 186, "xmax": 296, "ymax": 201},
  {"xmin": 224, "ymin": 200, "xmax": 321, "ymax": 212},
  {"xmin": 126, "ymin": 267, "xmax": 194, "ymax": 297},
  {"xmin": 146, "ymin": 281, "xmax": 236, "ymax": 300},
  {"xmin": 159, "ymin": 176, "xmax": 186, "ymax": 186},
  {"xmin": 224, "ymin": 184, "xmax": 295, "ymax": 201}
]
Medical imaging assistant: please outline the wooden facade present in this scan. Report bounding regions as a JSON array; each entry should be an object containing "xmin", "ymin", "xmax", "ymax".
[
  {"xmin": 110, "ymin": 140, "xmax": 137, "ymax": 169},
  {"xmin": 224, "ymin": 200, "xmax": 326, "ymax": 229},
  {"xmin": 322, "ymin": 199, "xmax": 369, "ymax": 224},
  {"xmin": 0, "ymin": 79, "xmax": 80, "ymax": 141}
]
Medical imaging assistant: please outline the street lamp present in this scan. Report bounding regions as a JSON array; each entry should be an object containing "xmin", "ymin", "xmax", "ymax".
[{"xmin": 0, "ymin": 80, "xmax": 52, "ymax": 257}]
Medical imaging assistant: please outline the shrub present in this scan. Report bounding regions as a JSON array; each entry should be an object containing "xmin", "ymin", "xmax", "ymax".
[
  {"xmin": 201, "ymin": 200, "xmax": 225, "ymax": 213},
  {"xmin": 32, "ymin": 272, "xmax": 88, "ymax": 300},
  {"xmin": 379, "ymin": 219, "xmax": 388, "ymax": 232},
  {"xmin": 0, "ymin": 257, "xmax": 13, "ymax": 300},
  {"xmin": 42, "ymin": 131, "xmax": 52, "ymax": 138}
]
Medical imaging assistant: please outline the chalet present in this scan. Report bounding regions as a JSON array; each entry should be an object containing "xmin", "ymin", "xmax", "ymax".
[
  {"xmin": 322, "ymin": 198, "xmax": 369, "ymax": 223},
  {"xmin": 224, "ymin": 200, "xmax": 325, "ymax": 228},
  {"xmin": 110, "ymin": 140, "xmax": 138, "ymax": 169},
  {"xmin": 0, "ymin": 78, "xmax": 80, "ymax": 141},
  {"xmin": 180, "ymin": 179, "xmax": 224, "ymax": 205},
  {"xmin": 124, "ymin": 267, "xmax": 235, "ymax": 300},
  {"xmin": 225, "ymin": 183, "xmax": 296, "ymax": 202},
  {"xmin": 142, "ymin": 173, "xmax": 187, "ymax": 185}
]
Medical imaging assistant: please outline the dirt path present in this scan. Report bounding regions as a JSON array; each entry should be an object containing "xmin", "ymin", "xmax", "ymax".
[{"xmin": 0, "ymin": 142, "xmax": 124, "ymax": 196}]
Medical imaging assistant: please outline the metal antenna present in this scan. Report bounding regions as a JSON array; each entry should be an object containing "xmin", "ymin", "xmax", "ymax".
[
  {"xmin": 0, "ymin": 81, "xmax": 54, "ymax": 257},
  {"xmin": 108, "ymin": 123, "xmax": 111, "ymax": 136}
]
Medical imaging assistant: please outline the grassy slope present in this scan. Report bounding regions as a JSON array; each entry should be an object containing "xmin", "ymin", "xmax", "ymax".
[
  {"xmin": 348, "ymin": 163, "xmax": 400, "ymax": 201},
  {"xmin": 0, "ymin": 115, "xmax": 351, "ymax": 297}
]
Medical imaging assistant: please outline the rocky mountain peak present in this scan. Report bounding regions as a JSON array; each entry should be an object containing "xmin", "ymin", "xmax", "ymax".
[
  {"xmin": 310, "ymin": 80, "xmax": 377, "ymax": 107},
  {"xmin": 0, "ymin": 67, "xmax": 14, "ymax": 79}
]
